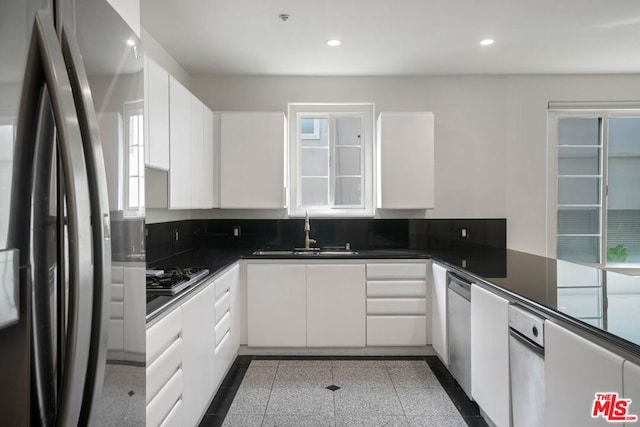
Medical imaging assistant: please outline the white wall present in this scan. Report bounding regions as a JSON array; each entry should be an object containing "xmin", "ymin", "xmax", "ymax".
[{"xmin": 186, "ymin": 73, "xmax": 640, "ymax": 256}]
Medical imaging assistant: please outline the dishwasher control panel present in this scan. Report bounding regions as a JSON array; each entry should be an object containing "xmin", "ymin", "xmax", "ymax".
[{"xmin": 508, "ymin": 305, "xmax": 545, "ymax": 347}]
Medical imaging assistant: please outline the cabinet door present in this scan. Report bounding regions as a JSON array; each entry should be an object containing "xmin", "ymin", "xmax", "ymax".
[
  {"xmin": 109, "ymin": 266, "xmax": 124, "ymax": 351},
  {"xmin": 168, "ymin": 77, "xmax": 192, "ymax": 209},
  {"xmin": 182, "ymin": 283, "xmax": 215, "ymax": 427},
  {"xmin": 624, "ymin": 360, "xmax": 640, "ymax": 421},
  {"xmin": 144, "ymin": 56, "xmax": 170, "ymax": 170},
  {"xmin": 431, "ymin": 262, "xmax": 448, "ymax": 364},
  {"xmin": 190, "ymin": 96, "xmax": 205, "ymax": 207},
  {"xmin": 227, "ymin": 264, "xmax": 241, "ymax": 354},
  {"xmin": 202, "ymin": 106, "xmax": 215, "ymax": 208},
  {"xmin": 123, "ymin": 265, "xmax": 145, "ymax": 354},
  {"xmin": 470, "ymin": 285, "xmax": 510, "ymax": 427},
  {"xmin": 377, "ymin": 112, "xmax": 434, "ymax": 209},
  {"xmin": 545, "ymin": 320, "xmax": 624, "ymax": 427},
  {"xmin": 307, "ymin": 264, "xmax": 366, "ymax": 347},
  {"xmin": 247, "ymin": 264, "xmax": 306, "ymax": 346},
  {"xmin": 220, "ymin": 112, "xmax": 286, "ymax": 208}
]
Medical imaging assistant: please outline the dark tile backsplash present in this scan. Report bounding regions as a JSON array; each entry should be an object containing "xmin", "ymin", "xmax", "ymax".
[{"xmin": 146, "ymin": 218, "xmax": 506, "ymax": 264}]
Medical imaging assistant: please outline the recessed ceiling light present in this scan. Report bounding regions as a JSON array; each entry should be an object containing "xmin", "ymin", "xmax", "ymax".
[
  {"xmin": 127, "ymin": 38, "xmax": 135, "ymax": 47},
  {"xmin": 480, "ymin": 39, "xmax": 495, "ymax": 46},
  {"xmin": 327, "ymin": 39, "xmax": 342, "ymax": 47}
]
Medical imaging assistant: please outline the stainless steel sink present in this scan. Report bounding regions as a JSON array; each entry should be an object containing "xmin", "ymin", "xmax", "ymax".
[{"xmin": 252, "ymin": 249, "xmax": 358, "ymax": 256}]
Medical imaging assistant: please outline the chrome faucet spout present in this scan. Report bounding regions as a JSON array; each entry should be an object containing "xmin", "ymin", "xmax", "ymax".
[{"xmin": 304, "ymin": 211, "xmax": 316, "ymax": 249}]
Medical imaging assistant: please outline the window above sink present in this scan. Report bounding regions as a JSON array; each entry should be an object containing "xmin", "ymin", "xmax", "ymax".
[{"xmin": 288, "ymin": 103, "xmax": 375, "ymax": 218}]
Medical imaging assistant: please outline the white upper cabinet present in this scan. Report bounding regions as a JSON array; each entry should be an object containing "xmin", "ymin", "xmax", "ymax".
[
  {"xmin": 168, "ymin": 77, "xmax": 192, "ymax": 209},
  {"xmin": 545, "ymin": 320, "xmax": 624, "ymax": 427},
  {"xmin": 143, "ymin": 56, "xmax": 170, "ymax": 170},
  {"xmin": 168, "ymin": 77, "xmax": 214, "ymax": 209},
  {"xmin": 219, "ymin": 112, "xmax": 286, "ymax": 209},
  {"xmin": 470, "ymin": 285, "xmax": 510, "ymax": 427},
  {"xmin": 377, "ymin": 112, "xmax": 434, "ymax": 209},
  {"xmin": 202, "ymin": 107, "xmax": 216, "ymax": 208}
]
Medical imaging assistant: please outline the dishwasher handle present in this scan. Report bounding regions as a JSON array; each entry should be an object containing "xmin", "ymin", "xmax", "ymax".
[
  {"xmin": 447, "ymin": 271, "xmax": 472, "ymax": 301},
  {"xmin": 510, "ymin": 328, "xmax": 545, "ymax": 357}
]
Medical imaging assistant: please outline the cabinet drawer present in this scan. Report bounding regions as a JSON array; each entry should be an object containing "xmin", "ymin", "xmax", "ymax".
[
  {"xmin": 146, "ymin": 337, "xmax": 183, "ymax": 403},
  {"xmin": 147, "ymin": 309, "xmax": 182, "ymax": 364},
  {"xmin": 215, "ymin": 276, "xmax": 230, "ymax": 300},
  {"xmin": 367, "ymin": 298, "xmax": 427, "ymax": 315},
  {"xmin": 159, "ymin": 399, "xmax": 182, "ymax": 427},
  {"xmin": 215, "ymin": 311, "xmax": 231, "ymax": 348},
  {"xmin": 367, "ymin": 315, "xmax": 427, "ymax": 346},
  {"xmin": 111, "ymin": 283, "xmax": 124, "ymax": 301},
  {"xmin": 112, "ymin": 266, "xmax": 124, "ymax": 283},
  {"xmin": 108, "ymin": 319, "xmax": 123, "ymax": 350},
  {"xmin": 367, "ymin": 280, "xmax": 426, "ymax": 297},
  {"xmin": 367, "ymin": 263, "xmax": 426, "ymax": 280},
  {"xmin": 214, "ymin": 328, "xmax": 235, "ymax": 386},
  {"xmin": 215, "ymin": 291, "xmax": 231, "ymax": 324},
  {"xmin": 146, "ymin": 368, "xmax": 183, "ymax": 427},
  {"xmin": 110, "ymin": 301, "xmax": 124, "ymax": 319}
]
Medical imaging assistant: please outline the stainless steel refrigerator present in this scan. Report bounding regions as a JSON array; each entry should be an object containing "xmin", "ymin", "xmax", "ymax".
[{"xmin": 0, "ymin": 0, "xmax": 145, "ymax": 425}]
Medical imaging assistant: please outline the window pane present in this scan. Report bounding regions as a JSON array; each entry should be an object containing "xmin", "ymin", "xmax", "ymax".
[
  {"xmin": 558, "ymin": 208, "xmax": 600, "ymax": 235},
  {"xmin": 300, "ymin": 177, "xmax": 328, "ymax": 206},
  {"xmin": 301, "ymin": 147, "xmax": 328, "ymax": 177},
  {"xmin": 335, "ymin": 177, "xmax": 361, "ymax": 206},
  {"xmin": 129, "ymin": 177, "xmax": 139, "ymax": 208},
  {"xmin": 558, "ymin": 118, "xmax": 600, "ymax": 146},
  {"xmin": 129, "ymin": 146, "xmax": 139, "ymax": 177},
  {"xmin": 607, "ymin": 117, "xmax": 640, "ymax": 263},
  {"xmin": 300, "ymin": 118, "xmax": 328, "ymax": 146},
  {"xmin": 139, "ymin": 177, "xmax": 145, "ymax": 209},
  {"xmin": 335, "ymin": 146, "xmax": 361, "ymax": 176},
  {"xmin": 558, "ymin": 147, "xmax": 600, "ymax": 175},
  {"xmin": 557, "ymin": 236, "xmax": 600, "ymax": 263},
  {"xmin": 557, "ymin": 177, "xmax": 600, "ymax": 205},
  {"xmin": 335, "ymin": 117, "xmax": 361, "ymax": 146}
]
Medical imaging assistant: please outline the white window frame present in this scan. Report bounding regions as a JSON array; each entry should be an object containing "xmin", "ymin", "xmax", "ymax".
[
  {"xmin": 300, "ymin": 118, "xmax": 320, "ymax": 139},
  {"xmin": 288, "ymin": 103, "xmax": 375, "ymax": 217},
  {"xmin": 123, "ymin": 99, "xmax": 145, "ymax": 218},
  {"xmin": 547, "ymin": 102, "xmax": 640, "ymax": 271}
]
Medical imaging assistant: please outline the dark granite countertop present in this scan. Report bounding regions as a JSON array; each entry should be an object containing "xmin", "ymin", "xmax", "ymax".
[
  {"xmin": 145, "ymin": 246, "xmax": 640, "ymax": 357},
  {"xmin": 434, "ymin": 248, "xmax": 640, "ymax": 355}
]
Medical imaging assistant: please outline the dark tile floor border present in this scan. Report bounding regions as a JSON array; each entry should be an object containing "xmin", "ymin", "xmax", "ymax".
[{"xmin": 199, "ymin": 355, "xmax": 488, "ymax": 427}]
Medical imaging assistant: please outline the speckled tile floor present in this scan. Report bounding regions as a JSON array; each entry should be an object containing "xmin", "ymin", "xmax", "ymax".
[
  {"xmin": 96, "ymin": 362, "xmax": 145, "ymax": 427},
  {"xmin": 199, "ymin": 356, "xmax": 488, "ymax": 427}
]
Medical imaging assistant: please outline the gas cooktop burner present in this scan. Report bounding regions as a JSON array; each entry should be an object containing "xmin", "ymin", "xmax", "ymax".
[{"xmin": 146, "ymin": 267, "xmax": 209, "ymax": 295}]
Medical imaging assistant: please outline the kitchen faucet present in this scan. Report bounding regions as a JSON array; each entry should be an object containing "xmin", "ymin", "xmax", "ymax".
[{"xmin": 304, "ymin": 211, "xmax": 317, "ymax": 250}]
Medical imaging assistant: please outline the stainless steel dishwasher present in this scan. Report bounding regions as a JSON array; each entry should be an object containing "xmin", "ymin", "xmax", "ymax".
[
  {"xmin": 509, "ymin": 304, "xmax": 546, "ymax": 427},
  {"xmin": 447, "ymin": 271, "xmax": 472, "ymax": 399}
]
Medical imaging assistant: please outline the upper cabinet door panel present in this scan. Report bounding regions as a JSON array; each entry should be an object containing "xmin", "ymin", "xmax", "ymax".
[
  {"xmin": 377, "ymin": 112, "xmax": 434, "ymax": 209},
  {"xmin": 168, "ymin": 77, "xmax": 192, "ymax": 209},
  {"xmin": 219, "ymin": 112, "xmax": 286, "ymax": 209},
  {"xmin": 144, "ymin": 56, "xmax": 170, "ymax": 170},
  {"xmin": 190, "ymin": 97, "xmax": 205, "ymax": 208},
  {"xmin": 202, "ymin": 107, "xmax": 216, "ymax": 208}
]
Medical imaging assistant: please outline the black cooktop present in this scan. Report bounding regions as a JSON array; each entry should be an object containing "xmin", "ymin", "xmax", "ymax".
[{"xmin": 146, "ymin": 267, "xmax": 209, "ymax": 295}]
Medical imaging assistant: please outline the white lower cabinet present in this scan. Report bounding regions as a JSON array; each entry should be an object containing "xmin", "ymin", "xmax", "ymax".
[
  {"xmin": 182, "ymin": 281, "xmax": 216, "ymax": 427},
  {"xmin": 306, "ymin": 264, "xmax": 366, "ymax": 347},
  {"xmin": 247, "ymin": 264, "xmax": 307, "ymax": 346},
  {"xmin": 365, "ymin": 261, "xmax": 428, "ymax": 346},
  {"xmin": 470, "ymin": 284, "xmax": 510, "ymax": 427},
  {"xmin": 431, "ymin": 262, "xmax": 448, "ymax": 363},
  {"xmin": 147, "ymin": 262, "xmax": 241, "ymax": 427},
  {"xmin": 545, "ymin": 320, "xmax": 624, "ymax": 427},
  {"xmin": 146, "ymin": 309, "xmax": 183, "ymax": 427},
  {"xmin": 624, "ymin": 360, "xmax": 640, "ymax": 422},
  {"xmin": 366, "ymin": 316, "xmax": 427, "ymax": 346}
]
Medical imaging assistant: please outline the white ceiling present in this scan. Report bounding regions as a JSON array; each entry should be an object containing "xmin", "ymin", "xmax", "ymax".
[{"xmin": 141, "ymin": 0, "xmax": 640, "ymax": 76}]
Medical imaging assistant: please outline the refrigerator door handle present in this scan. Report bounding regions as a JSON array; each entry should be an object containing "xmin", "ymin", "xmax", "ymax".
[
  {"xmin": 8, "ymin": 10, "xmax": 94, "ymax": 427},
  {"xmin": 60, "ymin": 27, "xmax": 112, "ymax": 427}
]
